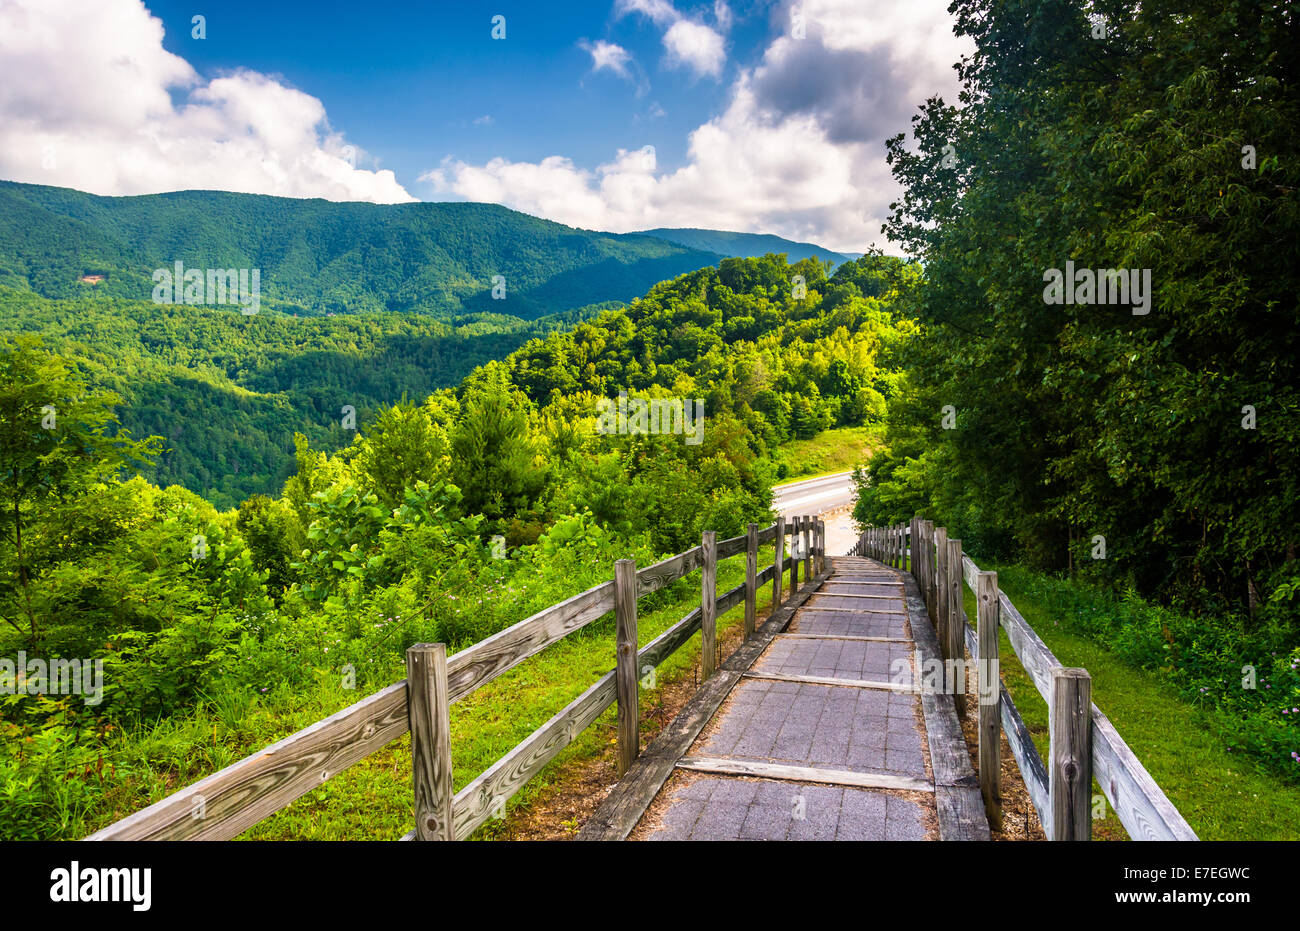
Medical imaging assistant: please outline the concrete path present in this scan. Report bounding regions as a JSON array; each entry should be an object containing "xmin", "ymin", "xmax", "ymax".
[{"xmin": 632, "ymin": 555, "xmax": 957, "ymax": 841}]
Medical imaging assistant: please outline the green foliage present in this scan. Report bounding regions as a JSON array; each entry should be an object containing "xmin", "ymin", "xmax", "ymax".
[{"xmin": 869, "ymin": 0, "xmax": 1299, "ymax": 618}]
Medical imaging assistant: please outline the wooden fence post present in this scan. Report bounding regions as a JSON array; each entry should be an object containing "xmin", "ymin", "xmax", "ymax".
[
  {"xmin": 795, "ymin": 517, "xmax": 806, "ymax": 582},
  {"xmin": 977, "ymin": 571, "xmax": 1002, "ymax": 831},
  {"xmin": 915, "ymin": 519, "xmax": 927, "ymax": 603},
  {"xmin": 1050, "ymin": 667, "xmax": 1093, "ymax": 841},
  {"xmin": 922, "ymin": 520, "xmax": 934, "ymax": 618},
  {"xmin": 406, "ymin": 643, "xmax": 454, "ymax": 841},
  {"xmin": 946, "ymin": 538, "xmax": 966, "ymax": 719},
  {"xmin": 701, "ymin": 531, "xmax": 717, "ymax": 678},
  {"xmin": 744, "ymin": 523, "xmax": 758, "ymax": 639},
  {"xmin": 773, "ymin": 516, "xmax": 785, "ymax": 608},
  {"xmin": 934, "ymin": 527, "xmax": 949, "ymax": 659},
  {"xmin": 790, "ymin": 518, "xmax": 800, "ymax": 592},
  {"xmin": 615, "ymin": 559, "xmax": 639, "ymax": 776}
]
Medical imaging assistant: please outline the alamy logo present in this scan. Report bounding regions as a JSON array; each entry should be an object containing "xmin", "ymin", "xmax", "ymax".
[
  {"xmin": 596, "ymin": 391, "xmax": 704, "ymax": 445},
  {"xmin": 1042, "ymin": 261, "xmax": 1151, "ymax": 315},
  {"xmin": 0, "ymin": 652, "xmax": 103, "ymax": 706},
  {"xmin": 152, "ymin": 261, "xmax": 261, "ymax": 315},
  {"xmin": 50, "ymin": 861, "xmax": 151, "ymax": 911}
]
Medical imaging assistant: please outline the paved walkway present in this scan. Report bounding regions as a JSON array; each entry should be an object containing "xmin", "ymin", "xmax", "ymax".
[{"xmin": 627, "ymin": 555, "xmax": 984, "ymax": 841}]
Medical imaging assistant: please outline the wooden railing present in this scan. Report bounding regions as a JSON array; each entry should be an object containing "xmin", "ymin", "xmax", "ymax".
[
  {"xmin": 852, "ymin": 519, "xmax": 1197, "ymax": 841},
  {"xmin": 88, "ymin": 515, "xmax": 827, "ymax": 841}
]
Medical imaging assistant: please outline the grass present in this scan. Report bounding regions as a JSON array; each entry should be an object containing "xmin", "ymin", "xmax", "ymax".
[
  {"xmin": 774, "ymin": 425, "xmax": 880, "ymax": 484},
  {"xmin": 955, "ymin": 561, "xmax": 1300, "ymax": 841},
  {"xmin": 81, "ymin": 550, "xmax": 773, "ymax": 840}
]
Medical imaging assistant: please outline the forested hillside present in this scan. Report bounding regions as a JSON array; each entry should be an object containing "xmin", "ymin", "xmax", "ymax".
[
  {"xmin": 1, "ymin": 287, "xmax": 615, "ymax": 507},
  {"xmin": 0, "ymin": 180, "xmax": 721, "ymax": 318},
  {"xmin": 0, "ymin": 253, "xmax": 911, "ymax": 838}
]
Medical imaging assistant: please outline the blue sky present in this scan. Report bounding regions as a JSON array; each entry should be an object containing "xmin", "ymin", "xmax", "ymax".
[
  {"xmin": 0, "ymin": 0, "xmax": 973, "ymax": 252},
  {"xmin": 143, "ymin": 0, "xmax": 768, "ymax": 181}
]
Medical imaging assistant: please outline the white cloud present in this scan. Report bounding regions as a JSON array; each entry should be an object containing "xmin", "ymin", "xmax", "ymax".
[
  {"xmin": 426, "ymin": 0, "xmax": 972, "ymax": 253},
  {"xmin": 579, "ymin": 39, "xmax": 634, "ymax": 79},
  {"xmin": 662, "ymin": 21, "xmax": 725, "ymax": 77},
  {"xmin": 615, "ymin": 0, "xmax": 678, "ymax": 27},
  {"xmin": 714, "ymin": 1, "xmax": 734, "ymax": 33},
  {"xmin": 616, "ymin": 0, "xmax": 727, "ymax": 80},
  {"xmin": 0, "ymin": 0, "xmax": 413, "ymax": 203}
]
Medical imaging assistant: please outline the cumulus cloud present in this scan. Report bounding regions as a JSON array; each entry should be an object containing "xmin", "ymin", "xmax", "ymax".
[
  {"xmin": 0, "ymin": 0, "xmax": 413, "ymax": 203},
  {"xmin": 662, "ymin": 21, "xmax": 726, "ymax": 77},
  {"xmin": 426, "ymin": 0, "xmax": 972, "ymax": 252},
  {"xmin": 616, "ymin": 0, "xmax": 727, "ymax": 80}
]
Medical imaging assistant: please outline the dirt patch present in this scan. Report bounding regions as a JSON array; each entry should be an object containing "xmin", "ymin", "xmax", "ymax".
[{"xmin": 955, "ymin": 697, "xmax": 1047, "ymax": 841}]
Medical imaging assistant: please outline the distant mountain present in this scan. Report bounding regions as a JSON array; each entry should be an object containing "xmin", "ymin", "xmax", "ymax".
[
  {"xmin": 637, "ymin": 228, "xmax": 856, "ymax": 267},
  {"xmin": 0, "ymin": 181, "xmax": 723, "ymax": 320}
]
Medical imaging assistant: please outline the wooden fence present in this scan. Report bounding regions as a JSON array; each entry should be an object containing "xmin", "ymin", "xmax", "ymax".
[
  {"xmin": 852, "ymin": 519, "xmax": 1198, "ymax": 840},
  {"xmin": 87, "ymin": 515, "xmax": 827, "ymax": 841}
]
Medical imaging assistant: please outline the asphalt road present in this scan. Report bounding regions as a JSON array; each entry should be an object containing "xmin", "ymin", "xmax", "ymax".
[{"xmin": 771, "ymin": 471, "xmax": 860, "ymax": 556}]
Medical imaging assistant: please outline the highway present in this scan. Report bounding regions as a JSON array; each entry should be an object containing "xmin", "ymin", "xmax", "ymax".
[{"xmin": 771, "ymin": 470, "xmax": 860, "ymax": 555}]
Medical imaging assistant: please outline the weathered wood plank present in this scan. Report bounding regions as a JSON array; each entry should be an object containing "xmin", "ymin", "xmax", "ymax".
[
  {"xmin": 675, "ymin": 756, "xmax": 933, "ymax": 793},
  {"xmin": 960, "ymin": 553, "xmax": 1059, "ymax": 702},
  {"xmin": 772, "ymin": 515, "xmax": 785, "ymax": 609},
  {"xmin": 962, "ymin": 620, "xmax": 1050, "ymax": 834},
  {"xmin": 716, "ymin": 533, "xmax": 748, "ymax": 560},
  {"xmin": 1050, "ymin": 667, "xmax": 1092, "ymax": 841},
  {"xmin": 701, "ymin": 531, "xmax": 717, "ymax": 679},
  {"xmin": 715, "ymin": 581, "xmax": 745, "ymax": 616},
  {"xmin": 797, "ymin": 605, "xmax": 907, "ymax": 615},
  {"xmin": 407, "ymin": 643, "xmax": 454, "ymax": 840},
  {"xmin": 744, "ymin": 523, "xmax": 758, "ymax": 639},
  {"xmin": 902, "ymin": 570, "xmax": 990, "ymax": 840},
  {"xmin": 1092, "ymin": 705, "xmax": 1198, "ymax": 840},
  {"xmin": 946, "ymin": 538, "xmax": 966, "ymax": 719},
  {"xmin": 615, "ymin": 559, "xmax": 639, "ymax": 777},
  {"xmin": 777, "ymin": 633, "xmax": 911, "ymax": 644},
  {"xmin": 757, "ymin": 523, "xmax": 778, "ymax": 545},
  {"xmin": 87, "ymin": 680, "xmax": 410, "ymax": 840},
  {"xmin": 976, "ymin": 571, "xmax": 1002, "ymax": 831},
  {"xmin": 802, "ymin": 514, "xmax": 812, "ymax": 580},
  {"xmin": 995, "ymin": 591, "xmax": 1058, "ymax": 703},
  {"xmin": 741, "ymin": 670, "xmax": 913, "ymax": 693},
  {"xmin": 818, "ymin": 581, "xmax": 905, "ymax": 589},
  {"xmin": 636, "ymin": 547, "xmax": 701, "ymax": 596},
  {"xmin": 446, "ymin": 580, "xmax": 616, "ymax": 702},
  {"xmin": 801, "ymin": 591, "xmax": 900, "ymax": 601},
  {"xmin": 934, "ymin": 526, "xmax": 949, "ymax": 662}
]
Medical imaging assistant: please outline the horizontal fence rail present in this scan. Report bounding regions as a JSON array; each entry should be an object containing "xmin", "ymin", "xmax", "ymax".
[
  {"xmin": 854, "ymin": 518, "xmax": 1197, "ymax": 842},
  {"xmin": 89, "ymin": 515, "xmax": 826, "ymax": 842}
]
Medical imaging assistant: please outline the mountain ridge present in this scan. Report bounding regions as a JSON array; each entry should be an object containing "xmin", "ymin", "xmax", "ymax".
[{"xmin": 0, "ymin": 180, "xmax": 858, "ymax": 318}]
